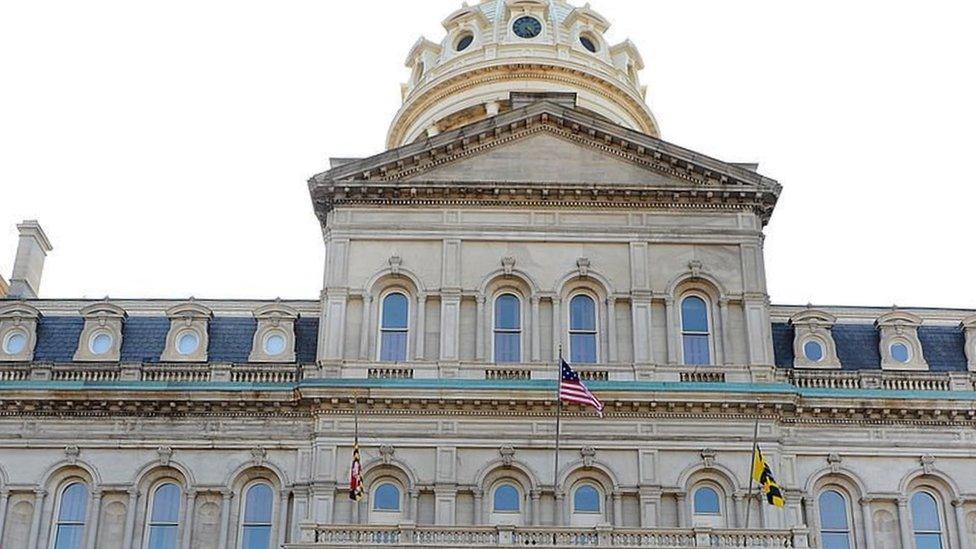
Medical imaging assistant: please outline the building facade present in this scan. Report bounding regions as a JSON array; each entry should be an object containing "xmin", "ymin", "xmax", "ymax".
[{"xmin": 1, "ymin": 1, "xmax": 975, "ymax": 548}]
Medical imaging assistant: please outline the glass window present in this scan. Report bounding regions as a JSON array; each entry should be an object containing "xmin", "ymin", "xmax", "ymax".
[
  {"xmin": 890, "ymin": 342, "xmax": 911, "ymax": 363},
  {"xmin": 373, "ymin": 483, "xmax": 401, "ymax": 512},
  {"xmin": 911, "ymin": 492, "xmax": 943, "ymax": 549},
  {"xmin": 493, "ymin": 484, "xmax": 520, "ymax": 512},
  {"xmin": 53, "ymin": 482, "xmax": 88, "ymax": 549},
  {"xmin": 263, "ymin": 333, "xmax": 286, "ymax": 356},
  {"xmin": 693, "ymin": 487, "xmax": 721, "ymax": 515},
  {"xmin": 681, "ymin": 296, "xmax": 711, "ymax": 365},
  {"xmin": 804, "ymin": 340, "xmax": 824, "ymax": 362},
  {"xmin": 240, "ymin": 483, "xmax": 274, "ymax": 549},
  {"xmin": 380, "ymin": 293, "xmax": 409, "ymax": 362},
  {"xmin": 579, "ymin": 35, "xmax": 597, "ymax": 52},
  {"xmin": 569, "ymin": 294, "xmax": 597, "ymax": 363},
  {"xmin": 90, "ymin": 332, "xmax": 113, "ymax": 355},
  {"xmin": 573, "ymin": 485, "xmax": 601, "ymax": 513},
  {"xmin": 456, "ymin": 34, "xmax": 474, "ymax": 51},
  {"xmin": 146, "ymin": 483, "xmax": 181, "ymax": 549},
  {"xmin": 494, "ymin": 294, "xmax": 521, "ymax": 363},
  {"xmin": 3, "ymin": 331, "xmax": 27, "ymax": 354},
  {"xmin": 177, "ymin": 331, "xmax": 199, "ymax": 355},
  {"xmin": 818, "ymin": 490, "xmax": 851, "ymax": 549}
]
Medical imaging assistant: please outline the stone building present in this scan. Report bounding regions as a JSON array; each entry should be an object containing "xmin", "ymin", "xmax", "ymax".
[{"xmin": 1, "ymin": 1, "xmax": 975, "ymax": 548}]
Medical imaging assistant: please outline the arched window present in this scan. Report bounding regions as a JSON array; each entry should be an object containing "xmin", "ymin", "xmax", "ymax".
[
  {"xmin": 145, "ymin": 483, "xmax": 181, "ymax": 549},
  {"xmin": 573, "ymin": 484, "xmax": 601, "ymax": 513},
  {"xmin": 693, "ymin": 486, "xmax": 721, "ymax": 515},
  {"xmin": 494, "ymin": 294, "xmax": 521, "ymax": 363},
  {"xmin": 493, "ymin": 484, "xmax": 520, "ymax": 513},
  {"xmin": 681, "ymin": 295, "xmax": 711, "ymax": 365},
  {"xmin": 52, "ymin": 482, "xmax": 89, "ymax": 549},
  {"xmin": 379, "ymin": 292, "xmax": 409, "ymax": 362},
  {"xmin": 818, "ymin": 490, "xmax": 852, "ymax": 549},
  {"xmin": 239, "ymin": 483, "xmax": 274, "ymax": 549},
  {"xmin": 569, "ymin": 294, "xmax": 597, "ymax": 363},
  {"xmin": 372, "ymin": 483, "xmax": 401, "ymax": 512},
  {"xmin": 911, "ymin": 491, "xmax": 944, "ymax": 549}
]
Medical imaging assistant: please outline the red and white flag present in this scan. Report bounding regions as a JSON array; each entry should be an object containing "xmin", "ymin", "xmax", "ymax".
[
  {"xmin": 559, "ymin": 359, "xmax": 604, "ymax": 416},
  {"xmin": 349, "ymin": 441, "xmax": 364, "ymax": 501}
]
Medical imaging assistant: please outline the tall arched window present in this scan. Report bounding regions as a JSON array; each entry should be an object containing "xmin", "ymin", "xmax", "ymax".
[
  {"xmin": 681, "ymin": 295, "xmax": 711, "ymax": 365},
  {"xmin": 145, "ymin": 483, "xmax": 181, "ymax": 549},
  {"xmin": 910, "ymin": 491, "xmax": 944, "ymax": 549},
  {"xmin": 569, "ymin": 294, "xmax": 597, "ymax": 363},
  {"xmin": 818, "ymin": 490, "xmax": 852, "ymax": 549},
  {"xmin": 379, "ymin": 292, "xmax": 409, "ymax": 362},
  {"xmin": 372, "ymin": 483, "xmax": 401, "ymax": 512},
  {"xmin": 53, "ymin": 482, "xmax": 89, "ymax": 549},
  {"xmin": 493, "ymin": 484, "xmax": 520, "ymax": 513},
  {"xmin": 494, "ymin": 294, "xmax": 521, "ymax": 363},
  {"xmin": 239, "ymin": 483, "xmax": 274, "ymax": 549}
]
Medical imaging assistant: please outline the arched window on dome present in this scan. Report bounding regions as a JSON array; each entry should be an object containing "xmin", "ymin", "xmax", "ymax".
[
  {"xmin": 379, "ymin": 292, "xmax": 409, "ymax": 362},
  {"xmin": 818, "ymin": 489, "xmax": 853, "ymax": 549},
  {"xmin": 51, "ymin": 481, "xmax": 89, "ymax": 549},
  {"xmin": 681, "ymin": 295, "xmax": 712, "ymax": 365}
]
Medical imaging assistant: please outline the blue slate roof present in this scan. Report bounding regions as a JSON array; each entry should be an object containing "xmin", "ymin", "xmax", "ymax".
[
  {"xmin": 34, "ymin": 316, "xmax": 84, "ymax": 362},
  {"xmin": 772, "ymin": 322, "xmax": 968, "ymax": 371}
]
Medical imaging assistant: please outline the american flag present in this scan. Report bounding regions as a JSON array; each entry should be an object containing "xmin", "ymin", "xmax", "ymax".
[{"xmin": 559, "ymin": 359, "xmax": 604, "ymax": 416}]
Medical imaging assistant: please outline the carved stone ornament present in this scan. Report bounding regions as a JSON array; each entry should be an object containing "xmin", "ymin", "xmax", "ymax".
[
  {"xmin": 65, "ymin": 445, "xmax": 80, "ymax": 464},
  {"xmin": 580, "ymin": 446, "xmax": 596, "ymax": 467},
  {"xmin": 389, "ymin": 255, "xmax": 403, "ymax": 276},
  {"xmin": 250, "ymin": 447, "xmax": 267, "ymax": 466},
  {"xmin": 700, "ymin": 448, "xmax": 716, "ymax": 468},
  {"xmin": 688, "ymin": 260, "xmax": 703, "ymax": 278},
  {"xmin": 379, "ymin": 445, "xmax": 395, "ymax": 464},
  {"xmin": 157, "ymin": 446, "xmax": 173, "ymax": 466},
  {"xmin": 827, "ymin": 453, "xmax": 842, "ymax": 473},
  {"xmin": 576, "ymin": 257, "xmax": 591, "ymax": 278},
  {"xmin": 501, "ymin": 256, "xmax": 516, "ymax": 276},
  {"xmin": 499, "ymin": 445, "xmax": 516, "ymax": 466},
  {"xmin": 920, "ymin": 454, "xmax": 935, "ymax": 474}
]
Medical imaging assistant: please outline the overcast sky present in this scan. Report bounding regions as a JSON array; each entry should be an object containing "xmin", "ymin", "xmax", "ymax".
[{"xmin": 1, "ymin": 1, "xmax": 973, "ymax": 308}]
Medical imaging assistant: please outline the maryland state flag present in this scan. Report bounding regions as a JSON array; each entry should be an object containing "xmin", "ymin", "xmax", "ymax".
[
  {"xmin": 752, "ymin": 447, "xmax": 785, "ymax": 507},
  {"xmin": 349, "ymin": 441, "xmax": 364, "ymax": 501}
]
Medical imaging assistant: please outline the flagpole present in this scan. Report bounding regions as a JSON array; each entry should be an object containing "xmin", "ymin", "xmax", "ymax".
[
  {"xmin": 553, "ymin": 345, "xmax": 563, "ymax": 498},
  {"xmin": 744, "ymin": 412, "xmax": 760, "ymax": 528}
]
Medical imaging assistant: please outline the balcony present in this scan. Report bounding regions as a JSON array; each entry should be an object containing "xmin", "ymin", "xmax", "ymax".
[{"xmin": 288, "ymin": 524, "xmax": 810, "ymax": 548}]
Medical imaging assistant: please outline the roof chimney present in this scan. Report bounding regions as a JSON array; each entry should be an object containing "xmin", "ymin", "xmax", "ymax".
[{"xmin": 8, "ymin": 220, "xmax": 53, "ymax": 299}]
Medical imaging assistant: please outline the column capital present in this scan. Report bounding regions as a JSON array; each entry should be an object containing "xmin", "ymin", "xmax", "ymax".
[
  {"xmin": 186, "ymin": 489, "xmax": 198, "ymax": 498},
  {"xmin": 91, "ymin": 489, "xmax": 104, "ymax": 499},
  {"xmin": 221, "ymin": 489, "xmax": 234, "ymax": 500},
  {"xmin": 531, "ymin": 295, "xmax": 541, "ymax": 305},
  {"xmin": 34, "ymin": 488, "xmax": 47, "ymax": 497},
  {"xmin": 951, "ymin": 498, "xmax": 965, "ymax": 508},
  {"xmin": 897, "ymin": 496, "xmax": 909, "ymax": 506},
  {"xmin": 530, "ymin": 489, "xmax": 541, "ymax": 500}
]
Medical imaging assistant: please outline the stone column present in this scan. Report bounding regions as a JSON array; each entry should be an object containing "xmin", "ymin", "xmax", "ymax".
[
  {"xmin": 859, "ymin": 498, "xmax": 876, "ymax": 549},
  {"xmin": 472, "ymin": 489, "xmax": 483, "ymax": 525},
  {"xmin": 277, "ymin": 491, "xmax": 290, "ymax": 547},
  {"xmin": 181, "ymin": 490, "xmax": 197, "ymax": 549},
  {"xmin": 953, "ymin": 499, "xmax": 971, "ymax": 549},
  {"xmin": 475, "ymin": 294, "xmax": 486, "ymax": 361},
  {"xmin": 358, "ymin": 294, "xmax": 372, "ymax": 359},
  {"xmin": 719, "ymin": 298, "xmax": 732, "ymax": 365},
  {"xmin": 27, "ymin": 489, "xmax": 46, "ymax": 549},
  {"xmin": 675, "ymin": 491, "xmax": 687, "ymax": 527},
  {"xmin": 0, "ymin": 488, "xmax": 9, "ymax": 543},
  {"xmin": 122, "ymin": 488, "xmax": 139, "ymax": 549},
  {"xmin": 217, "ymin": 490, "xmax": 233, "ymax": 549},
  {"xmin": 897, "ymin": 497, "xmax": 914, "ymax": 549},
  {"xmin": 531, "ymin": 296, "xmax": 541, "ymax": 362},
  {"xmin": 664, "ymin": 297, "xmax": 678, "ymax": 365},
  {"xmin": 612, "ymin": 491, "xmax": 623, "ymax": 527},
  {"xmin": 606, "ymin": 297, "xmax": 618, "ymax": 363},
  {"xmin": 414, "ymin": 293, "xmax": 427, "ymax": 359},
  {"xmin": 530, "ymin": 490, "xmax": 541, "ymax": 526},
  {"xmin": 551, "ymin": 297, "xmax": 563, "ymax": 361},
  {"xmin": 85, "ymin": 489, "xmax": 103, "ymax": 549},
  {"xmin": 554, "ymin": 490, "xmax": 565, "ymax": 526},
  {"xmin": 409, "ymin": 489, "xmax": 420, "ymax": 522},
  {"xmin": 732, "ymin": 494, "xmax": 745, "ymax": 528}
]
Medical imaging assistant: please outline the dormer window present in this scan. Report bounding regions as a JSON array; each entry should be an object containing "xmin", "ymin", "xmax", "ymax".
[
  {"xmin": 876, "ymin": 310, "xmax": 928, "ymax": 371},
  {"xmin": 73, "ymin": 302, "xmax": 126, "ymax": 362},
  {"xmin": 0, "ymin": 303, "xmax": 41, "ymax": 362},
  {"xmin": 455, "ymin": 33, "xmax": 474, "ymax": 52},
  {"xmin": 3, "ymin": 332, "xmax": 28, "ymax": 355},
  {"xmin": 160, "ymin": 302, "xmax": 212, "ymax": 362},
  {"xmin": 176, "ymin": 331, "xmax": 200, "ymax": 355},
  {"xmin": 790, "ymin": 309, "xmax": 841, "ymax": 369},
  {"xmin": 962, "ymin": 315, "xmax": 976, "ymax": 372},
  {"xmin": 248, "ymin": 302, "xmax": 298, "ymax": 363},
  {"xmin": 579, "ymin": 35, "xmax": 598, "ymax": 53}
]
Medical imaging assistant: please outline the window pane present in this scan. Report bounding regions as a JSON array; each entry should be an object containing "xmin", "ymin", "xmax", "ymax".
[
  {"xmin": 147, "ymin": 525, "xmax": 179, "ymax": 549},
  {"xmin": 804, "ymin": 340, "xmax": 824, "ymax": 361},
  {"xmin": 373, "ymin": 484, "xmax": 400, "ymax": 511},
  {"xmin": 821, "ymin": 532, "xmax": 851, "ymax": 549},
  {"xmin": 570, "ymin": 334, "xmax": 596, "ymax": 363},
  {"xmin": 380, "ymin": 332, "xmax": 407, "ymax": 362},
  {"xmin": 915, "ymin": 534, "xmax": 943, "ymax": 549},
  {"xmin": 59, "ymin": 483, "xmax": 89, "ymax": 522},
  {"xmin": 381, "ymin": 293, "xmax": 408, "ymax": 329},
  {"xmin": 569, "ymin": 295, "xmax": 596, "ymax": 330},
  {"xmin": 151, "ymin": 484, "xmax": 181, "ymax": 523},
  {"xmin": 493, "ymin": 484, "xmax": 520, "ymax": 512},
  {"xmin": 683, "ymin": 334, "xmax": 710, "ymax": 365},
  {"xmin": 244, "ymin": 484, "xmax": 274, "ymax": 523},
  {"xmin": 891, "ymin": 342, "xmax": 910, "ymax": 363},
  {"xmin": 574, "ymin": 485, "xmax": 600, "ymax": 513},
  {"xmin": 818, "ymin": 491, "xmax": 849, "ymax": 530},
  {"xmin": 911, "ymin": 492, "xmax": 941, "ymax": 532},
  {"xmin": 495, "ymin": 295, "xmax": 520, "ymax": 330},
  {"xmin": 693, "ymin": 487, "xmax": 720, "ymax": 514},
  {"xmin": 54, "ymin": 525, "xmax": 85, "ymax": 549},
  {"xmin": 681, "ymin": 296, "xmax": 709, "ymax": 332},
  {"xmin": 241, "ymin": 526, "xmax": 272, "ymax": 549},
  {"xmin": 494, "ymin": 333, "xmax": 520, "ymax": 363}
]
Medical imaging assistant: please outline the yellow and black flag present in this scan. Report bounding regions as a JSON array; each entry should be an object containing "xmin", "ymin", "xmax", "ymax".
[{"xmin": 751, "ymin": 447, "xmax": 785, "ymax": 507}]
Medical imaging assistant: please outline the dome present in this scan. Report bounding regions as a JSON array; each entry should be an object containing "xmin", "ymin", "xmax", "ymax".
[{"xmin": 386, "ymin": 0, "xmax": 659, "ymax": 149}]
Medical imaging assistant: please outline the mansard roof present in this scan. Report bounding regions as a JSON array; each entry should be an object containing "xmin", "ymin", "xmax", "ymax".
[{"xmin": 309, "ymin": 98, "xmax": 782, "ymax": 225}]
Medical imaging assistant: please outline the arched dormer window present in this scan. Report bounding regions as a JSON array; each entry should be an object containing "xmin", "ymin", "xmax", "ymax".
[
  {"xmin": 569, "ymin": 294, "xmax": 598, "ymax": 363},
  {"xmin": 910, "ymin": 491, "xmax": 945, "ymax": 548},
  {"xmin": 680, "ymin": 295, "xmax": 712, "ymax": 365},
  {"xmin": 494, "ymin": 294, "xmax": 522, "ymax": 363},
  {"xmin": 52, "ymin": 481, "xmax": 89, "ymax": 549},
  {"xmin": 817, "ymin": 489, "xmax": 853, "ymax": 549},
  {"xmin": 379, "ymin": 292, "xmax": 409, "ymax": 362},
  {"xmin": 145, "ymin": 482, "xmax": 182, "ymax": 549},
  {"xmin": 239, "ymin": 482, "xmax": 274, "ymax": 549}
]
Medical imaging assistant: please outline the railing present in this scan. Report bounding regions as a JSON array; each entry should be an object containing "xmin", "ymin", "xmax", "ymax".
[
  {"xmin": 51, "ymin": 367, "xmax": 119, "ymax": 382},
  {"xmin": 230, "ymin": 366, "xmax": 297, "ymax": 383},
  {"xmin": 368, "ymin": 368, "xmax": 414, "ymax": 379},
  {"xmin": 486, "ymin": 368, "xmax": 531, "ymax": 380},
  {"xmin": 579, "ymin": 370, "xmax": 609, "ymax": 381},
  {"xmin": 294, "ymin": 524, "xmax": 806, "ymax": 548},
  {"xmin": 680, "ymin": 371, "xmax": 726, "ymax": 383},
  {"xmin": 0, "ymin": 367, "xmax": 30, "ymax": 381},
  {"xmin": 142, "ymin": 365, "xmax": 210, "ymax": 382},
  {"xmin": 786, "ymin": 369, "xmax": 963, "ymax": 392}
]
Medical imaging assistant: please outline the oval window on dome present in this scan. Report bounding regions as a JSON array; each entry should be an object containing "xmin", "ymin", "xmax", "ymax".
[
  {"xmin": 803, "ymin": 340, "xmax": 824, "ymax": 362},
  {"xmin": 264, "ymin": 333, "xmax": 286, "ymax": 356},
  {"xmin": 579, "ymin": 35, "xmax": 597, "ymax": 53},
  {"xmin": 90, "ymin": 332, "xmax": 113, "ymax": 355},
  {"xmin": 456, "ymin": 33, "xmax": 474, "ymax": 52},
  {"xmin": 3, "ymin": 331, "xmax": 28, "ymax": 355},
  {"xmin": 890, "ymin": 342, "xmax": 910, "ymax": 363},
  {"xmin": 177, "ymin": 331, "xmax": 200, "ymax": 356},
  {"xmin": 512, "ymin": 16, "xmax": 542, "ymax": 39}
]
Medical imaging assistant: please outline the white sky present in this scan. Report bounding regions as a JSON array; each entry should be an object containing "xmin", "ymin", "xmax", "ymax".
[{"xmin": 1, "ymin": 1, "xmax": 974, "ymax": 308}]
